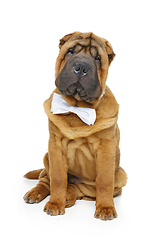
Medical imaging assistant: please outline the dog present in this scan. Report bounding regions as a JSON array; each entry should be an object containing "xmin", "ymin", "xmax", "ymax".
[{"xmin": 24, "ymin": 32, "xmax": 127, "ymax": 221}]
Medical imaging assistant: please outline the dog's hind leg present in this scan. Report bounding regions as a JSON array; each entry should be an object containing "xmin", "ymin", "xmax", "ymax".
[
  {"xmin": 23, "ymin": 153, "xmax": 50, "ymax": 204},
  {"xmin": 24, "ymin": 183, "xmax": 50, "ymax": 204},
  {"xmin": 23, "ymin": 170, "xmax": 50, "ymax": 204},
  {"xmin": 66, "ymin": 183, "xmax": 96, "ymax": 207}
]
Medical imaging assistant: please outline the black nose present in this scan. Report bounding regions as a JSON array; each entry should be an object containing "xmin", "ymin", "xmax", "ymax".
[{"xmin": 73, "ymin": 62, "xmax": 90, "ymax": 76}]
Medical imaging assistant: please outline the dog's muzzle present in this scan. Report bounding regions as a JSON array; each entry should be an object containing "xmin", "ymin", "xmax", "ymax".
[{"xmin": 55, "ymin": 53, "xmax": 102, "ymax": 102}]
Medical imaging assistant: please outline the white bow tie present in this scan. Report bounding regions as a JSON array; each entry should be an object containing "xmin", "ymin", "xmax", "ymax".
[{"xmin": 51, "ymin": 93, "xmax": 96, "ymax": 125}]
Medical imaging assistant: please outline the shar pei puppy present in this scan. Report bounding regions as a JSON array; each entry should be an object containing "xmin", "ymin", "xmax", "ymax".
[{"xmin": 24, "ymin": 32, "xmax": 127, "ymax": 221}]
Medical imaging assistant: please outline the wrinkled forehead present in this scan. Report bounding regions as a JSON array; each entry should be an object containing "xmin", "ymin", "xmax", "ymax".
[{"xmin": 61, "ymin": 32, "xmax": 107, "ymax": 56}]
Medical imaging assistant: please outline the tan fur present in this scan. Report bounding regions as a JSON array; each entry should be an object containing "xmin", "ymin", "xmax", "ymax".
[{"xmin": 24, "ymin": 32, "xmax": 127, "ymax": 220}]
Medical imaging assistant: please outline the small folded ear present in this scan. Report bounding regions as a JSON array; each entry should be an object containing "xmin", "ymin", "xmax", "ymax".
[
  {"xmin": 59, "ymin": 32, "xmax": 81, "ymax": 49},
  {"xmin": 104, "ymin": 40, "xmax": 116, "ymax": 65}
]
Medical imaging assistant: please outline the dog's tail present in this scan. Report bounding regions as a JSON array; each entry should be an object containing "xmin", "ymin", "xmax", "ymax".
[{"xmin": 24, "ymin": 169, "xmax": 43, "ymax": 179}]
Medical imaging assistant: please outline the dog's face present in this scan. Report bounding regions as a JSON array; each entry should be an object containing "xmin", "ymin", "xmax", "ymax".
[{"xmin": 55, "ymin": 32, "xmax": 115, "ymax": 104}]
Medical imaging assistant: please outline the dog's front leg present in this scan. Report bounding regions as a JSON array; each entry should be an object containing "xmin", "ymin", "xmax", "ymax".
[
  {"xmin": 44, "ymin": 127, "xmax": 68, "ymax": 216},
  {"xmin": 95, "ymin": 138, "xmax": 117, "ymax": 221}
]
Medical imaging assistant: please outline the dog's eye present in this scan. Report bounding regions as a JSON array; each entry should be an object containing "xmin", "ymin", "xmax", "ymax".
[
  {"xmin": 95, "ymin": 55, "xmax": 101, "ymax": 62},
  {"xmin": 67, "ymin": 48, "xmax": 74, "ymax": 55}
]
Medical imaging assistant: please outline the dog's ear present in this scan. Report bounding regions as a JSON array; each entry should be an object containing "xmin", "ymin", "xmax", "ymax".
[
  {"xmin": 59, "ymin": 32, "xmax": 81, "ymax": 49},
  {"xmin": 104, "ymin": 40, "xmax": 115, "ymax": 65}
]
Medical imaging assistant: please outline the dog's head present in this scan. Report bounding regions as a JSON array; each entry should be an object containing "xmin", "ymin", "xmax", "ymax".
[{"xmin": 55, "ymin": 32, "xmax": 115, "ymax": 107}]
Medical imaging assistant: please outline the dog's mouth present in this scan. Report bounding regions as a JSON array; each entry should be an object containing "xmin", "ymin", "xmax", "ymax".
[{"xmin": 59, "ymin": 82, "xmax": 96, "ymax": 103}]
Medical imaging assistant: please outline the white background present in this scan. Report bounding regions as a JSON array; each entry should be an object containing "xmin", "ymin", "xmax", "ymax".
[{"xmin": 0, "ymin": 0, "xmax": 160, "ymax": 239}]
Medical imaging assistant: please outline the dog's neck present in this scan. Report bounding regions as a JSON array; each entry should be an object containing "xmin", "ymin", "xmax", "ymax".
[{"xmin": 55, "ymin": 88, "xmax": 105, "ymax": 109}]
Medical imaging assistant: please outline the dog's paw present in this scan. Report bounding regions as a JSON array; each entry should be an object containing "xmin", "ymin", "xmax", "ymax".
[
  {"xmin": 23, "ymin": 185, "xmax": 49, "ymax": 204},
  {"xmin": 44, "ymin": 201, "xmax": 65, "ymax": 216},
  {"xmin": 94, "ymin": 206, "xmax": 117, "ymax": 221}
]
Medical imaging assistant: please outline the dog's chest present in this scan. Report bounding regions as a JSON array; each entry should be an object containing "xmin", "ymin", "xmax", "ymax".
[{"xmin": 61, "ymin": 135, "xmax": 100, "ymax": 180}]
